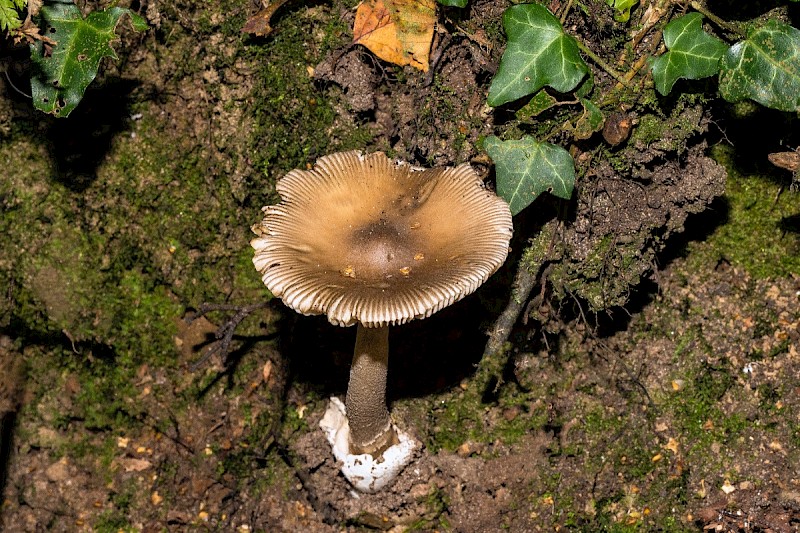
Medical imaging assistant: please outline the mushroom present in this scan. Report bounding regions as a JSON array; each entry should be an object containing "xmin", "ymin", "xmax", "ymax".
[{"xmin": 251, "ymin": 151, "xmax": 512, "ymax": 491}]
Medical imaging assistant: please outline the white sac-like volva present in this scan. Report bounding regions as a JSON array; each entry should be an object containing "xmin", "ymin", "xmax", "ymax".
[{"xmin": 319, "ymin": 397, "xmax": 418, "ymax": 493}]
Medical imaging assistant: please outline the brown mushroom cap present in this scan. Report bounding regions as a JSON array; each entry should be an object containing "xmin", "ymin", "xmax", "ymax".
[{"xmin": 251, "ymin": 151, "xmax": 513, "ymax": 327}]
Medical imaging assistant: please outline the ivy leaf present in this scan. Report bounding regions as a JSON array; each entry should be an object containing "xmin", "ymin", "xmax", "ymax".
[
  {"xmin": 651, "ymin": 13, "xmax": 728, "ymax": 96},
  {"xmin": 606, "ymin": 0, "xmax": 638, "ymax": 23},
  {"xmin": 718, "ymin": 20, "xmax": 800, "ymax": 112},
  {"xmin": 484, "ymin": 135, "xmax": 576, "ymax": 215},
  {"xmin": 574, "ymin": 98, "xmax": 605, "ymax": 140},
  {"xmin": 437, "ymin": 0, "xmax": 467, "ymax": 7},
  {"xmin": 574, "ymin": 71, "xmax": 595, "ymax": 99},
  {"xmin": 515, "ymin": 90, "xmax": 558, "ymax": 121},
  {"xmin": 29, "ymin": 3, "xmax": 147, "ymax": 117},
  {"xmin": 487, "ymin": 3, "xmax": 588, "ymax": 107}
]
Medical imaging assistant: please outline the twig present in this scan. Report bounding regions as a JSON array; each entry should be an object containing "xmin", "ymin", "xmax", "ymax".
[
  {"xmin": 574, "ymin": 37, "xmax": 630, "ymax": 88},
  {"xmin": 424, "ymin": 32, "xmax": 453, "ymax": 86},
  {"xmin": 188, "ymin": 301, "xmax": 272, "ymax": 371},
  {"xmin": 601, "ymin": 27, "xmax": 665, "ymax": 107},
  {"xmin": 559, "ymin": 0, "xmax": 575, "ymax": 24},
  {"xmin": 470, "ymin": 220, "xmax": 560, "ymax": 398},
  {"xmin": 3, "ymin": 70, "xmax": 31, "ymax": 99},
  {"xmin": 689, "ymin": 1, "xmax": 745, "ymax": 38}
]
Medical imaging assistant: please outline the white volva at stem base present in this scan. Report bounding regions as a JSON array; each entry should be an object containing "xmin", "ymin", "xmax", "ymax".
[{"xmin": 319, "ymin": 397, "xmax": 418, "ymax": 493}]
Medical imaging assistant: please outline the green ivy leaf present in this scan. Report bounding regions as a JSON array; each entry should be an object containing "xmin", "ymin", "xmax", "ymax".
[
  {"xmin": 484, "ymin": 135, "xmax": 576, "ymax": 215},
  {"xmin": 605, "ymin": 0, "xmax": 638, "ymax": 23},
  {"xmin": 574, "ymin": 71, "xmax": 595, "ymax": 99},
  {"xmin": 718, "ymin": 20, "xmax": 800, "ymax": 112},
  {"xmin": 487, "ymin": 3, "xmax": 588, "ymax": 107},
  {"xmin": 0, "ymin": 0, "xmax": 22, "ymax": 31},
  {"xmin": 651, "ymin": 13, "xmax": 728, "ymax": 96},
  {"xmin": 436, "ymin": 0, "xmax": 467, "ymax": 7},
  {"xmin": 29, "ymin": 3, "xmax": 147, "ymax": 117},
  {"xmin": 515, "ymin": 90, "xmax": 558, "ymax": 121},
  {"xmin": 574, "ymin": 98, "xmax": 604, "ymax": 140}
]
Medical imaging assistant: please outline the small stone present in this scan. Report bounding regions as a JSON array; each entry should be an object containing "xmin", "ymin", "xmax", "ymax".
[
  {"xmin": 45, "ymin": 459, "xmax": 70, "ymax": 482},
  {"xmin": 409, "ymin": 483, "xmax": 431, "ymax": 499},
  {"xmin": 778, "ymin": 490, "xmax": 800, "ymax": 509},
  {"xmin": 494, "ymin": 486, "xmax": 511, "ymax": 503},
  {"xmin": 118, "ymin": 458, "xmax": 152, "ymax": 472},
  {"xmin": 768, "ymin": 441, "xmax": 784, "ymax": 452},
  {"xmin": 151, "ymin": 491, "xmax": 163, "ymax": 506},
  {"xmin": 36, "ymin": 427, "xmax": 60, "ymax": 448},
  {"xmin": 456, "ymin": 440, "xmax": 484, "ymax": 457}
]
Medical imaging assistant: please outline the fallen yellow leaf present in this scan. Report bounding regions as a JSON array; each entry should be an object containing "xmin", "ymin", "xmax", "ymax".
[{"xmin": 353, "ymin": 0, "xmax": 436, "ymax": 72}]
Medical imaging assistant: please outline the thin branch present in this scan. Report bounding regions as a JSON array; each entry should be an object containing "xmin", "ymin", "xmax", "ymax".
[
  {"xmin": 559, "ymin": 0, "xmax": 575, "ymax": 24},
  {"xmin": 188, "ymin": 301, "xmax": 272, "ymax": 371},
  {"xmin": 574, "ymin": 37, "xmax": 630, "ymax": 88},
  {"xmin": 689, "ymin": 1, "xmax": 746, "ymax": 38},
  {"xmin": 470, "ymin": 220, "xmax": 560, "ymax": 398}
]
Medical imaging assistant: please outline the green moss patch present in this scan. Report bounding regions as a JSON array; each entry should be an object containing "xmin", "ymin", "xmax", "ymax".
[{"xmin": 686, "ymin": 145, "xmax": 800, "ymax": 278}]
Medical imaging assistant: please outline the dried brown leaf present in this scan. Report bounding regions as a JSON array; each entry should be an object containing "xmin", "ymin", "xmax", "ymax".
[{"xmin": 353, "ymin": 0, "xmax": 436, "ymax": 72}]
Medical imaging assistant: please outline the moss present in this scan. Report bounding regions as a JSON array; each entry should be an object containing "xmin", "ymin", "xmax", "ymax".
[
  {"xmin": 245, "ymin": 3, "xmax": 371, "ymax": 182},
  {"xmin": 407, "ymin": 486, "xmax": 451, "ymax": 531},
  {"xmin": 625, "ymin": 100, "xmax": 705, "ymax": 157},
  {"xmin": 684, "ymin": 145, "xmax": 800, "ymax": 278},
  {"xmin": 423, "ymin": 380, "xmax": 551, "ymax": 453},
  {"xmin": 549, "ymin": 236, "xmax": 644, "ymax": 312},
  {"xmin": 1, "ymin": 1, "xmax": 371, "ymax": 360},
  {"xmin": 427, "ymin": 393, "xmax": 482, "ymax": 452}
]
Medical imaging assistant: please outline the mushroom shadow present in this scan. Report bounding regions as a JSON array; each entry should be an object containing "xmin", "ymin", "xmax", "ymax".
[{"xmin": 286, "ymin": 292, "xmax": 493, "ymax": 402}]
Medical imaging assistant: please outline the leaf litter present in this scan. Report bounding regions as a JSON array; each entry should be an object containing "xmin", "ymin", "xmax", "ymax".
[{"xmin": 353, "ymin": 0, "xmax": 436, "ymax": 71}]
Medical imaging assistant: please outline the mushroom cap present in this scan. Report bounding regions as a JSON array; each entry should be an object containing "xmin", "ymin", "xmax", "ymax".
[{"xmin": 251, "ymin": 151, "xmax": 513, "ymax": 327}]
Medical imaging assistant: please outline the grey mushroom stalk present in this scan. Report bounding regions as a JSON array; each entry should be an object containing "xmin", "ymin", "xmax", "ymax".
[{"xmin": 346, "ymin": 325, "xmax": 395, "ymax": 455}]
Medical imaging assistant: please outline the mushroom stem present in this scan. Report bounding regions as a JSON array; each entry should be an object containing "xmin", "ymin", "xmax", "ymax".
[{"xmin": 346, "ymin": 325, "xmax": 398, "ymax": 456}]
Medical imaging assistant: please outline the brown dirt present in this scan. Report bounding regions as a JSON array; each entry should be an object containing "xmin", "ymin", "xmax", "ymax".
[
  {"xmin": 1, "ymin": 1, "xmax": 799, "ymax": 532},
  {"xmin": 3, "ymin": 254, "xmax": 798, "ymax": 531}
]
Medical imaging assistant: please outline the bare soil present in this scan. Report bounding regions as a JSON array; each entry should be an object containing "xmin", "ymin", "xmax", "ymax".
[{"xmin": 1, "ymin": 1, "xmax": 799, "ymax": 532}]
